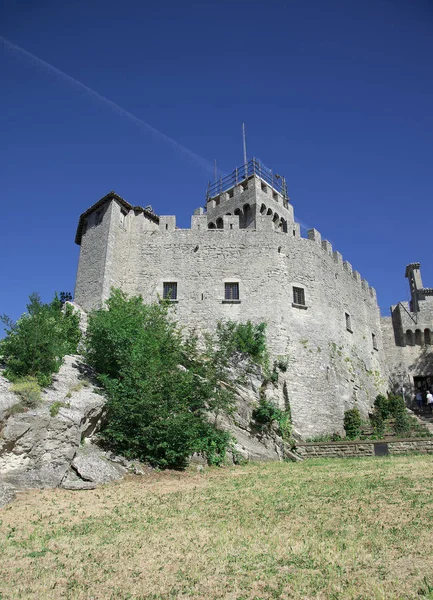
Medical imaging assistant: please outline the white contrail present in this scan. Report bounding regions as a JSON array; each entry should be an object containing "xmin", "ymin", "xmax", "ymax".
[{"xmin": 0, "ymin": 36, "xmax": 214, "ymax": 175}]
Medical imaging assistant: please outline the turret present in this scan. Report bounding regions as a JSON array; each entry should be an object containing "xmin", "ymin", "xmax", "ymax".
[
  {"xmin": 205, "ymin": 158, "xmax": 294, "ymax": 231},
  {"xmin": 405, "ymin": 263, "xmax": 423, "ymax": 312}
]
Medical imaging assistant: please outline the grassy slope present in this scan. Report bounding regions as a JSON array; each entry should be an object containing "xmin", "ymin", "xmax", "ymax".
[{"xmin": 1, "ymin": 456, "xmax": 433, "ymax": 599}]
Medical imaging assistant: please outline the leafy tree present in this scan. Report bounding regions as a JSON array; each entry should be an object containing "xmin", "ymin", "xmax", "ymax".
[
  {"xmin": 374, "ymin": 394, "xmax": 390, "ymax": 420},
  {"xmin": 85, "ymin": 289, "xmax": 235, "ymax": 469},
  {"xmin": 0, "ymin": 293, "xmax": 81, "ymax": 386},
  {"xmin": 370, "ymin": 409, "xmax": 385, "ymax": 438},
  {"xmin": 390, "ymin": 395, "xmax": 411, "ymax": 436},
  {"xmin": 344, "ymin": 407, "xmax": 361, "ymax": 440}
]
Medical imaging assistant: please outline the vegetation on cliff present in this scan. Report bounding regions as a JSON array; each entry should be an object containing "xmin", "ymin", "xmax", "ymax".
[
  {"xmin": 85, "ymin": 289, "xmax": 271, "ymax": 468},
  {"xmin": 0, "ymin": 293, "xmax": 81, "ymax": 386}
]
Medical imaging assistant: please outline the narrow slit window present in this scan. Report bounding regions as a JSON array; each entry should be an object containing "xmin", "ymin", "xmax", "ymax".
[
  {"xmin": 372, "ymin": 333, "xmax": 378, "ymax": 350},
  {"xmin": 163, "ymin": 282, "xmax": 177, "ymax": 300},
  {"xmin": 95, "ymin": 210, "xmax": 103, "ymax": 225},
  {"xmin": 345, "ymin": 312, "xmax": 352, "ymax": 332},
  {"xmin": 225, "ymin": 282, "xmax": 239, "ymax": 300},
  {"xmin": 293, "ymin": 287, "xmax": 305, "ymax": 306}
]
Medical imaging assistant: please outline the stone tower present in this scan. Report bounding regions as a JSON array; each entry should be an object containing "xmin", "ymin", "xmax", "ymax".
[{"xmin": 205, "ymin": 158, "xmax": 294, "ymax": 231}]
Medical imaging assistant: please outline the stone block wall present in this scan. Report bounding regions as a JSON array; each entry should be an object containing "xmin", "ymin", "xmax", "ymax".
[
  {"xmin": 74, "ymin": 195, "xmax": 388, "ymax": 439},
  {"xmin": 296, "ymin": 437, "xmax": 433, "ymax": 459}
]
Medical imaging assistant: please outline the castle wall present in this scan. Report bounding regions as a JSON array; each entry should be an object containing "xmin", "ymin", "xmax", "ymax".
[
  {"xmin": 74, "ymin": 200, "xmax": 114, "ymax": 312},
  {"xmin": 88, "ymin": 208, "xmax": 387, "ymax": 438},
  {"xmin": 381, "ymin": 312, "xmax": 433, "ymax": 400}
]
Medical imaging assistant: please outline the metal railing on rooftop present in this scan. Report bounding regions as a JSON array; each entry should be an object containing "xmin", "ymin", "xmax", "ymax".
[{"xmin": 206, "ymin": 158, "xmax": 288, "ymax": 200}]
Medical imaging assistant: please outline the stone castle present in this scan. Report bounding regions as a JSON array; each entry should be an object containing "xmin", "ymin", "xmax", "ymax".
[{"xmin": 73, "ymin": 158, "xmax": 433, "ymax": 439}]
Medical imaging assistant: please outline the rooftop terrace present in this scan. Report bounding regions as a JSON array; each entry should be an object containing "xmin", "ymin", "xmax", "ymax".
[{"xmin": 206, "ymin": 158, "xmax": 289, "ymax": 201}]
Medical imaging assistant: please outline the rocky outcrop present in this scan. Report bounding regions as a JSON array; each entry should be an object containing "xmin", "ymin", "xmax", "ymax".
[
  {"xmin": 217, "ymin": 359, "xmax": 299, "ymax": 462},
  {"xmin": 0, "ymin": 356, "xmax": 121, "ymax": 506},
  {"xmin": 0, "ymin": 354, "xmax": 297, "ymax": 507}
]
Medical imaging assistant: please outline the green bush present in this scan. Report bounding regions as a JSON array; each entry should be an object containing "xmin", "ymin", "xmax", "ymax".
[
  {"xmin": 50, "ymin": 401, "xmax": 66, "ymax": 417},
  {"xmin": 388, "ymin": 394, "xmax": 406, "ymax": 418},
  {"xmin": 374, "ymin": 394, "xmax": 390, "ymax": 420},
  {"xmin": 85, "ymin": 289, "xmax": 238, "ymax": 469},
  {"xmin": 11, "ymin": 377, "xmax": 41, "ymax": 408},
  {"xmin": 344, "ymin": 407, "xmax": 361, "ymax": 440},
  {"xmin": 306, "ymin": 433, "xmax": 343, "ymax": 443},
  {"xmin": 253, "ymin": 398, "xmax": 292, "ymax": 440},
  {"xmin": 370, "ymin": 409, "xmax": 385, "ymax": 438},
  {"xmin": 214, "ymin": 321, "xmax": 267, "ymax": 364},
  {"xmin": 0, "ymin": 293, "xmax": 81, "ymax": 386},
  {"xmin": 392, "ymin": 395, "xmax": 411, "ymax": 436}
]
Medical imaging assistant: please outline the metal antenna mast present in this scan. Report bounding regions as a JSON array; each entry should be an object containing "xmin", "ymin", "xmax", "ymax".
[
  {"xmin": 214, "ymin": 159, "xmax": 217, "ymax": 183},
  {"xmin": 242, "ymin": 123, "xmax": 247, "ymax": 173}
]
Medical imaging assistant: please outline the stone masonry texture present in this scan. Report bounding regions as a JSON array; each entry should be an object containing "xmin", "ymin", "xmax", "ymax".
[{"xmin": 73, "ymin": 169, "xmax": 432, "ymax": 439}]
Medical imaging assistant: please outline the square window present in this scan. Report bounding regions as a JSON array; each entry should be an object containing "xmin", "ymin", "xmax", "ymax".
[
  {"xmin": 293, "ymin": 287, "xmax": 305, "ymax": 306},
  {"xmin": 163, "ymin": 282, "xmax": 177, "ymax": 300},
  {"xmin": 225, "ymin": 282, "xmax": 239, "ymax": 300},
  {"xmin": 345, "ymin": 313, "xmax": 352, "ymax": 332}
]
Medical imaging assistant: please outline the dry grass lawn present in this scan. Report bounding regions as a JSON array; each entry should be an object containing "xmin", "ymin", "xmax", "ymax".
[{"xmin": 1, "ymin": 456, "xmax": 433, "ymax": 599}]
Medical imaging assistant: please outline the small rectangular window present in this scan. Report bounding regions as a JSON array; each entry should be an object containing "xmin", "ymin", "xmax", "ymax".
[
  {"xmin": 345, "ymin": 312, "xmax": 352, "ymax": 332},
  {"xmin": 372, "ymin": 333, "xmax": 378, "ymax": 350},
  {"xmin": 225, "ymin": 282, "xmax": 239, "ymax": 300},
  {"xmin": 163, "ymin": 282, "xmax": 177, "ymax": 300},
  {"xmin": 95, "ymin": 210, "xmax": 103, "ymax": 225},
  {"xmin": 293, "ymin": 287, "xmax": 305, "ymax": 306},
  {"xmin": 120, "ymin": 209, "xmax": 127, "ymax": 228}
]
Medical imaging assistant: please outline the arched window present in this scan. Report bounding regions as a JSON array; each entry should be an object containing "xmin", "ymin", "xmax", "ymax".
[
  {"xmin": 216, "ymin": 218, "xmax": 223, "ymax": 229},
  {"xmin": 425, "ymin": 329, "xmax": 432, "ymax": 345},
  {"xmin": 267, "ymin": 208, "xmax": 273, "ymax": 216},
  {"xmin": 242, "ymin": 204, "xmax": 253, "ymax": 229},
  {"xmin": 260, "ymin": 203, "xmax": 267, "ymax": 214},
  {"xmin": 415, "ymin": 329, "xmax": 422, "ymax": 345},
  {"xmin": 208, "ymin": 222, "xmax": 216, "ymax": 229},
  {"xmin": 406, "ymin": 330, "xmax": 414, "ymax": 346},
  {"xmin": 280, "ymin": 219, "xmax": 288, "ymax": 233}
]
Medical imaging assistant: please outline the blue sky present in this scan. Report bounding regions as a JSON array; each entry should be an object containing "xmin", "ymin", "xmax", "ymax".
[{"xmin": 1, "ymin": 0, "xmax": 432, "ymax": 333}]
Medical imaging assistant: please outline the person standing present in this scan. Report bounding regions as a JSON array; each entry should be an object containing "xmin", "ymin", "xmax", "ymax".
[
  {"xmin": 427, "ymin": 391, "xmax": 433, "ymax": 413},
  {"xmin": 416, "ymin": 391, "xmax": 423, "ymax": 410}
]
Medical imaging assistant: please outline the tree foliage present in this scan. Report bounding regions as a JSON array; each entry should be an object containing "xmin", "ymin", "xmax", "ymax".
[
  {"xmin": 0, "ymin": 294, "xmax": 81, "ymax": 386},
  {"xmin": 343, "ymin": 407, "xmax": 361, "ymax": 440},
  {"xmin": 85, "ymin": 290, "xmax": 245, "ymax": 469},
  {"xmin": 213, "ymin": 320, "xmax": 267, "ymax": 364}
]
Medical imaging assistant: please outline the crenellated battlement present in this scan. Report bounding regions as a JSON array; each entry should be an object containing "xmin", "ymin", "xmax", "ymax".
[{"xmin": 306, "ymin": 227, "xmax": 376, "ymax": 299}]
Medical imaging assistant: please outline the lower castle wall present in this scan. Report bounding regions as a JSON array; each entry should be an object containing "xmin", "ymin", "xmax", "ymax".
[{"xmin": 296, "ymin": 437, "xmax": 433, "ymax": 458}]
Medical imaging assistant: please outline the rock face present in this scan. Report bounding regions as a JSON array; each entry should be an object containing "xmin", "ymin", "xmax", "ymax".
[
  {"xmin": 0, "ymin": 356, "xmax": 125, "ymax": 506},
  {"xmin": 0, "ymin": 354, "xmax": 296, "ymax": 507},
  {"xmin": 217, "ymin": 359, "xmax": 297, "ymax": 463}
]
